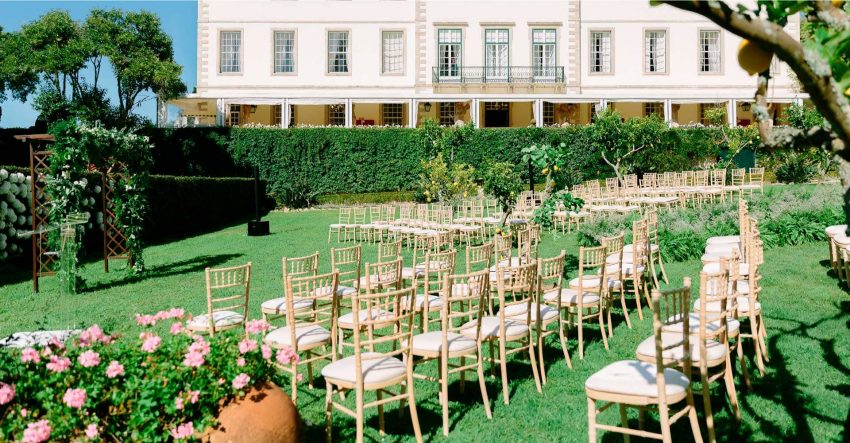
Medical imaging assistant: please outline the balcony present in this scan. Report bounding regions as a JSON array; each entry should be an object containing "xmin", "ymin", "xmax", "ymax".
[{"xmin": 432, "ymin": 66, "xmax": 565, "ymax": 85}]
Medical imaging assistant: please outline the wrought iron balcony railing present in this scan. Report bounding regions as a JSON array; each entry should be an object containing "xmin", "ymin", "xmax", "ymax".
[{"xmin": 432, "ymin": 66, "xmax": 565, "ymax": 84}]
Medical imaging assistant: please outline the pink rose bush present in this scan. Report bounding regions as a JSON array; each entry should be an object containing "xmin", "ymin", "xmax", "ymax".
[{"xmin": 0, "ymin": 309, "xmax": 292, "ymax": 441}]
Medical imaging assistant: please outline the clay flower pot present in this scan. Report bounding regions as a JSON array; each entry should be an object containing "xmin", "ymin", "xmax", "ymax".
[{"xmin": 203, "ymin": 383, "xmax": 303, "ymax": 443}]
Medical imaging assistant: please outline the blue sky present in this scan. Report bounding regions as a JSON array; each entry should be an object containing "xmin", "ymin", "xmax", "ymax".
[{"xmin": 0, "ymin": 0, "xmax": 197, "ymax": 128}]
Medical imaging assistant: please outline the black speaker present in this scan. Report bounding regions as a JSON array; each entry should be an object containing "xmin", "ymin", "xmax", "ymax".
[{"xmin": 248, "ymin": 220, "xmax": 270, "ymax": 236}]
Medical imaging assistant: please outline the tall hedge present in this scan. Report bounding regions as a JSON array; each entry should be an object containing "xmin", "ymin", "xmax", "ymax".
[{"xmin": 227, "ymin": 125, "xmax": 756, "ymax": 197}]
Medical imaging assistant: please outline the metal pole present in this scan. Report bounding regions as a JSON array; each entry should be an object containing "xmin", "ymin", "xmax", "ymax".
[{"xmin": 253, "ymin": 165, "xmax": 261, "ymax": 222}]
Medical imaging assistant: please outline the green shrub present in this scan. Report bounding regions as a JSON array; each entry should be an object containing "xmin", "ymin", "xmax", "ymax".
[
  {"xmin": 316, "ymin": 191, "xmax": 416, "ymax": 205},
  {"xmin": 577, "ymin": 184, "xmax": 842, "ymax": 262},
  {"xmin": 775, "ymin": 151, "xmax": 817, "ymax": 183}
]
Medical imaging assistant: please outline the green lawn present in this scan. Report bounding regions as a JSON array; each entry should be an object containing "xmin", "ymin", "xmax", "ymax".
[{"xmin": 0, "ymin": 209, "xmax": 847, "ymax": 442}]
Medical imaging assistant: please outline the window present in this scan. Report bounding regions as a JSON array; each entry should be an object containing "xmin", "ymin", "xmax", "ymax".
[
  {"xmin": 438, "ymin": 29, "xmax": 462, "ymax": 78},
  {"xmin": 439, "ymin": 102, "xmax": 456, "ymax": 126},
  {"xmin": 328, "ymin": 31, "xmax": 350, "ymax": 73},
  {"xmin": 699, "ymin": 30, "xmax": 721, "ymax": 73},
  {"xmin": 328, "ymin": 104, "xmax": 345, "ymax": 126},
  {"xmin": 590, "ymin": 103, "xmax": 598, "ymax": 123},
  {"xmin": 644, "ymin": 102, "xmax": 663, "ymax": 118},
  {"xmin": 484, "ymin": 29, "xmax": 509, "ymax": 80},
  {"xmin": 274, "ymin": 31, "xmax": 295, "ymax": 73},
  {"xmin": 644, "ymin": 30, "xmax": 666, "ymax": 73},
  {"xmin": 273, "ymin": 105, "xmax": 282, "ymax": 126},
  {"xmin": 382, "ymin": 31, "xmax": 404, "ymax": 74},
  {"xmin": 382, "ymin": 103, "xmax": 403, "ymax": 126},
  {"xmin": 542, "ymin": 101, "xmax": 555, "ymax": 126},
  {"xmin": 289, "ymin": 104, "xmax": 296, "ymax": 127},
  {"xmin": 220, "ymin": 31, "xmax": 241, "ymax": 73},
  {"xmin": 590, "ymin": 31, "xmax": 612, "ymax": 73},
  {"xmin": 532, "ymin": 29, "xmax": 557, "ymax": 79},
  {"xmin": 228, "ymin": 104, "xmax": 241, "ymax": 127}
]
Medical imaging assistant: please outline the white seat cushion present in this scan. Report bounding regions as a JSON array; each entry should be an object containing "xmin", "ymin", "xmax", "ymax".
[
  {"xmin": 826, "ymin": 225, "xmax": 847, "ymax": 238},
  {"xmin": 338, "ymin": 309, "xmax": 392, "ymax": 329},
  {"xmin": 401, "ymin": 267, "xmax": 424, "ymax": 280},
  {"xmin": 314, "ymin": 285, "xmax": 358, "ymax": 299},
  {"xmin": 261, "ymin": 297, "xmax": 313, "ymax": 314},
  {"xmin": 585, "ymin": 360, "xmax": 689, "ymax": 398},
  {"xmin": 544, "ymin": 288, "xmax": 600, "ymax": 305},
  {"xmin": 502, "ymin": 302, "xmax": 559, "ymax": 323},
  {"xmin": 694, "ymin": 296, "xmax": 761, "ymax": 314},
  {"xmin": 321, "ymin": 353, "xmax": 406, "ymax": 385},
  {"xmin": 409, "ymin": 331, "xmax": 477, "ymax": 355},
  {"xmin": 187, "ymin": 311, "xmax": 244, "ymax": 331},
  {"xmin": 704, "ymin": 244, "xmax": 740, "ymax": 255},
  {"xmin": 624, "ymin": 243, "xmax": 658, "ymax": 254},
  {"xmin": 635, "ymin": 333, "xmax": 727, "ymax": 363},
  {"xmin": 662, "ymin": 313, "xmax": 740, "ymax": 336},
  {"xmin": 706, "ymin": 235, "xmax": 741, "ymax": 245},
  {"xmin": 402, "ymin": 294, "xmax": 443, "ymax": 310},
  {"xmin": 702, "ymin": 262, "xmax": 749, "ymax": 277},
  {"xmin": 569, "ymin": 275, "xmax": 603, "ymax": 289},
  {"xmin": 460, "ymin": 316, "xmax": 529, "ymax": 339},
  {"xmin": 264, "ymin": 324, "xmax": 331, "ymax": 350}
]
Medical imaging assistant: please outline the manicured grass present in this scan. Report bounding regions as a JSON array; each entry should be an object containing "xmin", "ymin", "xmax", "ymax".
[{"xmin": 0, "ymin": 209, "xmax": 847, "ymax": 442}]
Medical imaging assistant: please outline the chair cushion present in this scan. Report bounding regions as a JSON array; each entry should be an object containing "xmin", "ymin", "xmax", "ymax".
[
  {"xmin": 321, "ymin": 352, "xmax": 406, "ymax": 385},
  {"xmin": 544, "ymin": 288, "xmax": 600, "ymax": 305},
  {"xmin": 402, "ymin": 294, "xmax": 443, "ymax": 310},
  {"xmin": 585, "ymin": 360, "xmax": 689, "ymax": 398},
  {"xmin": 187, "ymin": 311, "xmax": 244, "ymax": 331},
  {"xmin": 694, "ymin": 296, "xmax": 760, "ymax": 314},
  {"xmin": 825, "ymin": 225, "xmax": 847, "ymax": 238},
  {"xmin": 338, "ymin": 309, "xmax": 392, "ymax": 329},
  {"xmin": 635, "ymin": 333, "xmax": 727, "ymax": 363},
  {"xmin": 401, "ymin": 267, "xmax": 424, "ymax": 280},
  {"xmin": 264, "ymin": 324, "xmax": 331, "ymax": 349},
  {"xmin": 502, "ymin": 302, "xmax": 559, "ymax": 323},
  {"xmin": 314, "ymin": 285, "xmax": 358, "ymax": 299},
  {"xmin": 702, "ymin": 262, "xmax": 749, "ymax": 277},
  {"xmin": 569, "ymin": 275, "xmax": 603, "ymax": 289},
  {"xmin": 624, "ymin": 243, "xmax": 658, "ymax": 254},
  {"xmin": 409, "ymin": 331, "xmax": 477, "ymax": 355},
  {"xmin": 662, "ymin": 313, "xmax": 740, "ymax": 336},
  {"xmin": 460, "ymin": 316, "xmax": 529, "ymax": 339},
  {"xmin": 706, "ymin": 235, "xmax": 741, "ymax": 245},
  {"xmin": 704, "ymin": 243, "xmax": 740, "ymax": 255},
  {"xmin": 261, "ymin": 297, "xmax": 313, "ymax": 314}
]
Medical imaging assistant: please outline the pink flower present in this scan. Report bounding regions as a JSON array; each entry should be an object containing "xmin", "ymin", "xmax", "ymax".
[
  {"xmin": 175, "ymin": 397, "xmax": 184, "ymax": 410},
  {"xmin": 0, "ymin": 383, "xmax": 14, "ymax": 405},
  {"xmin": 40, "ymin": 347, "xmax": 52, "ymax": 357},
  {"xmin": 238, "ymin": 339, "xmax": 257, "ymax": 354},
  {"xmin": 46, "ymin": 356, "xmax": 71, "ymax": 373},
  {"xmin": 188, "ymin": 337, "xmax": 210, "ymax": 356},
  {"xmin": 276, "ymin": 348, "xmax": 299, "ymax": 365},
  {"xmin": 48, "ymin": 337, "xmax": 65, "ymax": 349},
  {"xmin": 21, "ymin": 348, "xmax": 40, "ymax": 364},
  {"xmin": 188, "ymin": 390, "xmax": 200, "ymax": 404},
  {"xmin": 237, "ymin": 357, "xmax": 246, "ymax": 367},
  {"xmin": 217, "ymin": 378, "xmax": 225, "ymax": 385},
  {"xmin": 79, "ymin": 325, "xmax": 109, "ymax": 347},
  {"xmin": 170, "ymin": 422, "xmax": 194, "ymax": 440},
  {"xmin": 182, "ymin": 351, "xmax": 205, "ymax": 368},
  {"xmin": 261, "ymin": 345, "xmax": 272, "ymax": 360},
  {"xmin": 232, "ymin": 373, "xmax": 250, "ymax": 390},
  {"xmin": 78, "ymin": 350, "xmax": 101, "ymax": 368},
  {"xmin": 22, "ymin": 419, "xmax": 51, "ymax": 443},
  {"xmin": 170, "ymin": 322, "xmax": 183, "ymax": 335},
  {"xmin": 135, "ymin": 314, "xmax": 156, "ymax": 327},
  {"xmin": 20, "ymin": 408, "xmax": 27, "ymax": 417},
  {"xmin": 63, "ymin": 388, "xmax": 87, "ymax": 409},
  {"xmin": 245, "ymin": 319, "xmax": 271, "ymax": 334},
  {"xmin": 140, "ymin": 333, "xmax": 161, "ymax": 353},
  {"xmin": 296, "ymin": 373, "xmax": 304, "ymax": 382},
  {"xmin": 84, "ymin": 424, "xmax": 98, "ymax": 438},
  {"xmin": 106, "ymin": 361, "xmax": 124, "ymax": 378}
]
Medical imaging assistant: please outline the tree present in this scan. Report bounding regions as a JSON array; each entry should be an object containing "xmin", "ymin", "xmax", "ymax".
[
  {"xmin": 0, "ymin": 27, "xmax": 39, "ymax": 124},
  {"xmin": 589, "ymin": 109, "xmax": 668, "ymax": 183},
  {"xmin": 85, "ymin": 9, "xmax": 186, "ymax": 125},
  {"xmin": 654, "ymin": 1, "xmax": 850, "ymax": 224}
]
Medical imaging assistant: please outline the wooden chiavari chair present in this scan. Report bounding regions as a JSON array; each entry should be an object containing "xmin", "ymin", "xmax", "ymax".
[
  {"xmin": 645, "ymin": 210, "xmax": 670, "ymax": 286},
  {"xmin": 564, "ymin": 245, "xmax": 609, "ymax": 359},
  {"xmin": 264, "ymin": 271, "xmax": 338, "ymax": 402},
  {"xmin": 262, "ymin": 252, "xmax": 320, "ymax": 323},
  {"xmin": 377, "ymin": 239, "xmax": 402, "ymax": 263},
  {"xmin": 328, "ymin": 207, "xmax": 353, "ymax": 243},
  {"xmin": 322, "ymin": 285, "xmax": 422, "ymax": 443},
  {"xmin": 408, "ymin": 249, "xmax": 456, "ymax": 333},
  {"xmin": 600, "ymin": 231, "xmax": 631, "ymax": 333},
  {"xmin": 534, "ymin": 251, "xmax": 572, "ymax": 380},
  {"xmin": 330, "ymin": 245, "xmax": 361, "ymax": 304},
  {"xmin": 188, "ymin": 262, "xmax": 252, "ymax": 336}
]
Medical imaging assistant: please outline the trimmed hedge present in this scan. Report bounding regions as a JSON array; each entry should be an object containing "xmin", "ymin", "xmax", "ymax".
[{"xmin": 227, "ymin": 125, "xmax": 758, "ymax": 199}]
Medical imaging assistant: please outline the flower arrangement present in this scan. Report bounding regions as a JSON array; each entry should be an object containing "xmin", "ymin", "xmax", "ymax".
[{"xmin": 0, "ymin": 311, "xmax": 295, "ymax": 442}]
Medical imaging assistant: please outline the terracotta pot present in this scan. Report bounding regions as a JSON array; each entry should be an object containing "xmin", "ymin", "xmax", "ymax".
[{"xmin": 203, "ymin": 382, "xmax": 303, "ymax": 443}]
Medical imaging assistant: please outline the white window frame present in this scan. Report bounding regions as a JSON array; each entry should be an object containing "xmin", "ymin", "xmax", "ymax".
[
  {"xmin": 328, "ymin": 104, "xmax": 346, "ymax": 126},
  {"xmin": 542, "ymin": 101, "xmax": 555, "ymax": 126},
  {"xmin": 273, "ymin": 105, "xmax": 282, "ymax": 126},
  {"xmin": 382, "ymin": 103, "xmax": 404, "ymax": 126},
  {"xmin": 381, "ymin": 30, "xmax": 405, "ymax": 75},
  {"xmin": 219, "ymin": 30, "xmax": 242, "ymax": 74},
  {"xmin": 643, "ymin": 29, "xmax": 667, "ymax": 74},
  {"xmin": 228, "ymin": 104, "xmax": 241, "ymax": 127},
  {"xmin": 327, "ymin": 30, "xmax": 351, "ymax": 74},
  {"xmin": 589, "ymin": 29, "xmax": 613, "ymax": 75},
  {"xmin": 698, "ymin": 29, "xmax": 722, "ymax": 74},
  {"xmin": 643, "ymin": 102, "xmax": 663, "ymax": 118},
  {"xmin": 439, "ymin": 102, "xmax": 456, "ymax": 126},
  {"xmin": 437, "ymin": 29, "xmax": 463, "ymax": 80},
  {"xmin": 484, "ymin": 29, "xmax": 510, "ymax": 81},
  {"xmin": 272, "ymin": 30, "xmax": 296, "ymax": 75}
]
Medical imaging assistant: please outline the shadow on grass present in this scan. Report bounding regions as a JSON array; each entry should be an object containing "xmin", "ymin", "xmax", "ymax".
[{"xmin": 81, "ymin": 253, "xmax": 245, "ymax": 293}]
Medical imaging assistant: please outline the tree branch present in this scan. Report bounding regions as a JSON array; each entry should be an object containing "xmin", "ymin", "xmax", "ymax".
[{"xmin": 658, "ymin": 0, "xmax": 850, "ymax": 159}]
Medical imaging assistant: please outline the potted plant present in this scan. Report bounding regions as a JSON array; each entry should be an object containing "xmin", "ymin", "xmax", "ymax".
[{"xmin": 0, "ymin": 311, "xmax": 302, "ymax": 442}]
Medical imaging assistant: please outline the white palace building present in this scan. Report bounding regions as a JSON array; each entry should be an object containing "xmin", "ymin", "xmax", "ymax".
[{"xmin": 164, "ymin": 0, "xmax": 807, "ymax": 128}]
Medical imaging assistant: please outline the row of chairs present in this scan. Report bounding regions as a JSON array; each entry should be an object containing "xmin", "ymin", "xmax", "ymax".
[{"xmin": 586, "ymin": 209, "xmax": 768, "ymax": 443}]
